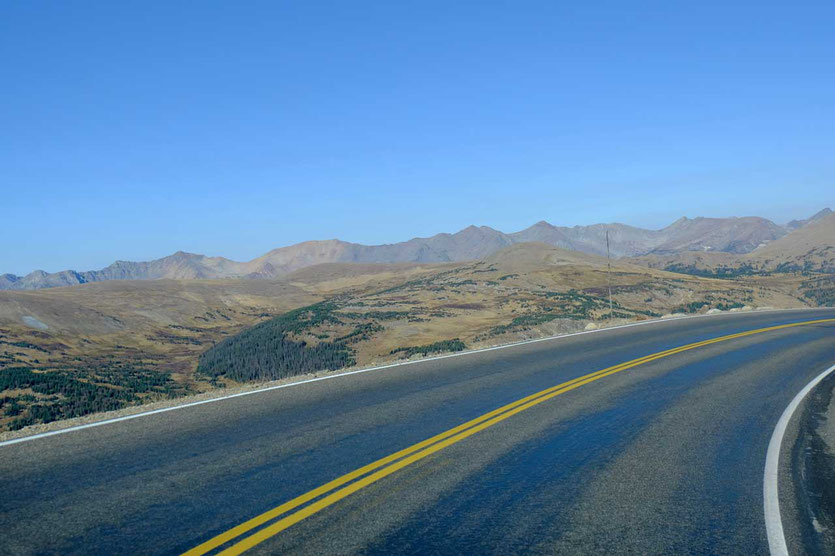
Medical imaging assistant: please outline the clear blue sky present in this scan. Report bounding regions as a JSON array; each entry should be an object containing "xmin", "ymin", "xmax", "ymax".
[{"xmin": 2, "ymin": 1, "xmax": 833, "ymax": 275}]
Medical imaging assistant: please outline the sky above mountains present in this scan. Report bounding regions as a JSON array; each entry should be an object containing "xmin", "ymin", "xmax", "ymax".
[{"xmin": 2, "ymin": 1, "xmax": 834, "ymax": 275}]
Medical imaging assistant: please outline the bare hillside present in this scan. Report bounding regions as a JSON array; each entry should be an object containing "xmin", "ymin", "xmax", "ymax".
[{"xmin": 748, "ymin": 212, "xmax": 835, "ymax": 272}]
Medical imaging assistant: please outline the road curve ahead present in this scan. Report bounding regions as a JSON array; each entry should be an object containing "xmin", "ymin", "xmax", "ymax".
[{"xmin": 1, "ymin": 309, "xmax": 834, "ymax": 555}]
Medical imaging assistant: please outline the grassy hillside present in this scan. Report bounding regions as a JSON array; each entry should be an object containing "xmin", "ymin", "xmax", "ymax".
[
  {"xmin": 0, "ymin": 242, "xmax": 824, "ymax": 432},
  {"xmin": 0, "ymin": 264, "xmax": 445, "ymax": 431},
  {"xmin": 192, "ymin": 243, "xmax": 808, "ymax": 385}
]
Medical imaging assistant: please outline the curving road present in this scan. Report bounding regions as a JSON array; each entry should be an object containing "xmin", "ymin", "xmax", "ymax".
[{"xmin": 1, "ymin": 309, "xmax": 834, "ymax": 555}]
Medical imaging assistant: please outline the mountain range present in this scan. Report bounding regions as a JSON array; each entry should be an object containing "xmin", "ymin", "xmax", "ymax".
[
  {"xmin": 633, "ymin": 210, "xmax": 835, "ymax": 274},
  {"xmin": 1, "ymin": 209, "xmax": 829, "ymax": 290}
]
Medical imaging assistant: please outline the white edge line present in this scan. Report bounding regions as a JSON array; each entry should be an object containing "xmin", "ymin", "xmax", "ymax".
[
  {"xmin": 764, "ymin": 361, "xmax": 835, "ymax": 556},
  {"xmin": 0, "ymin": 308, "xmax": 829, "ymax": 448}
]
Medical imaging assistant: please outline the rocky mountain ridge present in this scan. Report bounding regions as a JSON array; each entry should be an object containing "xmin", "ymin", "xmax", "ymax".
[
  {"xmin": 2, "ymin": 210, "xmax": 828, "ymax": 290},
  {"xmin": 634, "ymin": 211, "xmax": 835, "ymax": 275}
]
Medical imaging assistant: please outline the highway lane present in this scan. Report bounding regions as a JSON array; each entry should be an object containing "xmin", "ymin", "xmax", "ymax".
[{"xmin": 0, "ymin": 309, "xmax": 833, "ymax": 554}]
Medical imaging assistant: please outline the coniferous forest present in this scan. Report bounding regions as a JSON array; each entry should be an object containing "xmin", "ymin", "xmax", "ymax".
[{"xmin": 197, "ymin": 302, "xmax": 356, "ymax": 382}]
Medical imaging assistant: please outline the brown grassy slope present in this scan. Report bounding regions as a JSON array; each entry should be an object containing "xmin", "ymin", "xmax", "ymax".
[
  {"xmin": 0, "ymin": 263, "xmax": 450, "ymax": 378},
  {"xmin": 629, "ymin": 251, "xmax": 742, "ymax": 273},
  {"xmin": 242, "ymin": 243, "xmax": 808, "ymax": 373},
  {"xmin": 747, "ymin": 212, "xmax": 835, "ymax": 271},
  {"xmin": 0, "ymin": 242, "xmax": 811, "ymax": 381},
  {"xmin": 0, "ymin": 243, "xmax": 815, "ymax": 432}
]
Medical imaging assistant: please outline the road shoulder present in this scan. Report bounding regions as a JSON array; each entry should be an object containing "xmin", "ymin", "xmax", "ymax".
[{"xmin": 788, "ymin": 370, "xmax": 835, "ymax": 554}]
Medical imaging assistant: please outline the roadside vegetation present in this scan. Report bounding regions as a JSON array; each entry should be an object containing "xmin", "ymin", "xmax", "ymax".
[
  {"xmin": 390, "ymin": 339, "xmax": 467, "ymax": 358},
  {"xmin": 662, "ymin": 263, "xmax": 760, "ymax": 278},
  {"xmin": 0, "ymin": 364, "xmax": 188, "ymax": 431},
  {"xmin": 800, "ymin": 276, "xmax": 835, "ymax": 307}
]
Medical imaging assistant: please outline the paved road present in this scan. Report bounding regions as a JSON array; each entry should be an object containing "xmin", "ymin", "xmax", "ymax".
[{"xmin": 1, "ymin": 309, "xmax": 834, "ymax": 555}]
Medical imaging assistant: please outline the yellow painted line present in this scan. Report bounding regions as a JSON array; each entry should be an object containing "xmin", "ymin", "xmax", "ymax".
[
  {"xmin": 185, "ymin": 318, "xmax": 835, "ymax": 556},
  {"xmin": 182, "ymin": 344, "xmax": 692, "ymax": 555}
]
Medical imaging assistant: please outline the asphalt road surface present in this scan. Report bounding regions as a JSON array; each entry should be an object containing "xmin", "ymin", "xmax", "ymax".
[{"xmin": 1, "ymin": 309, "xmax": 834, "ymax": 555}]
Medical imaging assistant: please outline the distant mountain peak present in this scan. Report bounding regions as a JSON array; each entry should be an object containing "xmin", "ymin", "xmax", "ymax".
[
  {"xmin": 531, "ymin": 220, "xmax": 556, "ymax": 228},
  {"xmin": 460, "ymin": 224, "xmax": 497, "ymax": 233},
  {"xmin": 787, "ymin": 207, "xmax": 833, "ymax": 230}
]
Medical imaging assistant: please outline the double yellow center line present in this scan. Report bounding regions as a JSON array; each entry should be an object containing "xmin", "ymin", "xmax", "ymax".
[{"xmin": 184, "ymin": 318, "xmax": 835, "ymax": 555}]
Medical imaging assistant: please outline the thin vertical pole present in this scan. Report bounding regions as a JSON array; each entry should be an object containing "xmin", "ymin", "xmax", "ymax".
[{"xmin": 606, "ymin": 230, "xmax": 613, "ymax": 321}]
